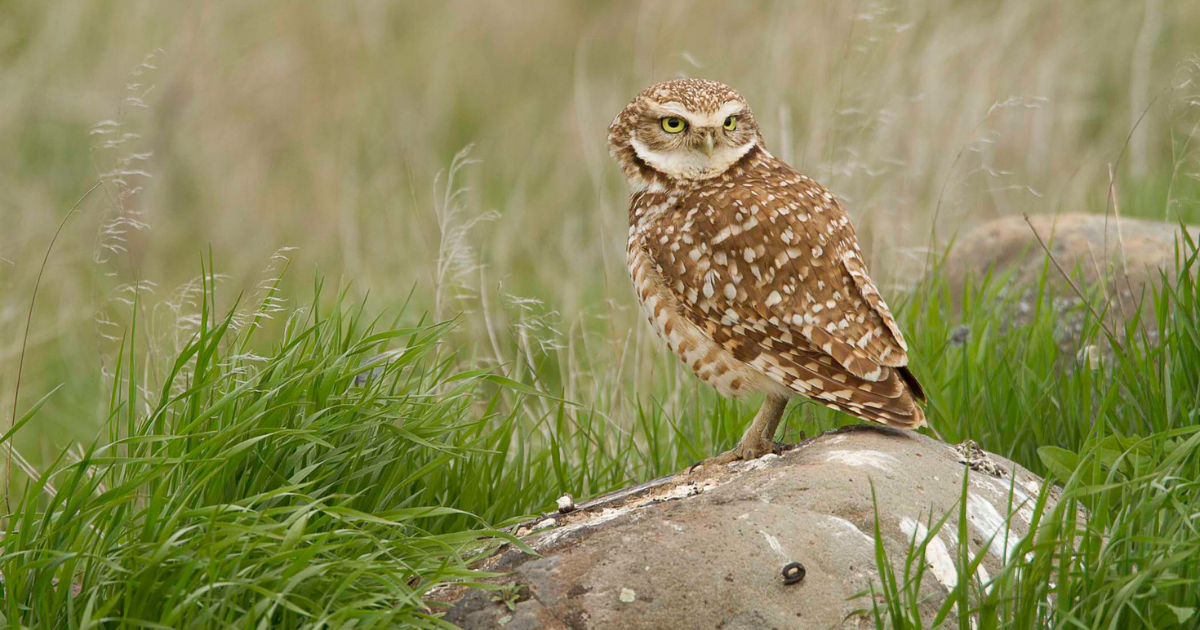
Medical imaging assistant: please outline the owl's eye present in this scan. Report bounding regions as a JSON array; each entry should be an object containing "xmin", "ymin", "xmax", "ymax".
[
  {"xmin": 723, "ymin": 116, "xmax": 737, "ymax": 131},
  {"xmin": 661, "ymin": 117, "xmax": 686, "ymax": 134}
]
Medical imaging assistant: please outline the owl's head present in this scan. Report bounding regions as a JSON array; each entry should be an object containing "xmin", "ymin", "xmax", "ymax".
[{"xmin": 608, "ymin": 79, "xmax": 763, "ymax": 188}]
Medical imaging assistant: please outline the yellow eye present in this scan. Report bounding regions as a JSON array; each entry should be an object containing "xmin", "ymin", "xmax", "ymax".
[
  {"xmin": 661, "ymin": 117, "xmax": 686, "ymax": 134},
  {"xmin": 723, "ymin": 116, "xmax": 737, "ymax": 131}
]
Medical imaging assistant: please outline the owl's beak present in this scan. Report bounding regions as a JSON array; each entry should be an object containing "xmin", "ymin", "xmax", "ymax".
[{"xmin": 702, "ymin": 131, "xmax": 715, "ymax": 157}]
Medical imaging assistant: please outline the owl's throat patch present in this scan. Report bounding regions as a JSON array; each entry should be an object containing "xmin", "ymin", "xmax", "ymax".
[{"xmin": 629, "ymin": 137, "xmax": 756, "ymax": 181}]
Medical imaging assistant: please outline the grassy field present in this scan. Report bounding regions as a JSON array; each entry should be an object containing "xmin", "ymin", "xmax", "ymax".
[{"xmin": 3, "ymin": 1, "xmax": 1200, "ymax": 627}]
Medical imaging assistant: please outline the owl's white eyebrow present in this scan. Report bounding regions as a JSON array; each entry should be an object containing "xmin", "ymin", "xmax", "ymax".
[
  {"xmin": 715, "ymin": 101, "xmax": 745, "ymax": 119},
  {"xmin": 653, "ymin": 102, "xmax": 694, "ymax": 119}
]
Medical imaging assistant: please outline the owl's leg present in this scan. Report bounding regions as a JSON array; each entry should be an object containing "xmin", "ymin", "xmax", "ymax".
[
  {"xmin": 757, "ymin": 394, "xmax": 790, "ymax": 442},
  {"xmin": 698, "ymin": 394, "xmax": 790, "ymax": 468}
]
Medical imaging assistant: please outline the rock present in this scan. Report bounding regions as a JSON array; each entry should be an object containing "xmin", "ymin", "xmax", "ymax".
[
  {"xmin": 436, "ymin": 427, "xmax": 1060, "ymax": 629},
  {"xmin": 353, "ymin": 349, "xmax": 408, "ymax": 386},
  {"xmin": 943, "ymin": 213, "xmax": 1199, "ymax": 349}
]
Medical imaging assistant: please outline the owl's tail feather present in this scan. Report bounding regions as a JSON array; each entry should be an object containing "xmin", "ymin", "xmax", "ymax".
[
  {"xmin": 898, "ymin": 366, "xmax": 926, "ymax": 402},
  {"xmin": 790, "ymin": 364, "xmax": 927, "ymax": 429},
  {"xmin": 823, "ymin": 397, "xmax": 926, "ymax": 430},
  {"xmin": 774, "ymin": 352, "xmax": 927, "ymax": 430}
]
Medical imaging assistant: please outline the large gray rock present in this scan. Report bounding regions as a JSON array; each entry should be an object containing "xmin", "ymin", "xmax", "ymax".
[
  {"xmin": 436, "ymin": 427, "xmax": 1058, "ymax": 629},
  {"xmin": 943, "ymin": 213, "xmax": 1199, "ymax": 348}
]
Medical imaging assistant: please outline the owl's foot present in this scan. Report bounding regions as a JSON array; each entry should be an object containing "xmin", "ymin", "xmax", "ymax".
[{"xmin": 690, "ymin": 435, "xmax": 784, "ymax": 472}]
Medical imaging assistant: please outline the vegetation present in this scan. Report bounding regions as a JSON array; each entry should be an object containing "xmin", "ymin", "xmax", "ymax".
[
  {"xmin": 2, "ymin": 234, "xmax": 1195, "ymax": 627},
  {"xmin": 867, "ymin": 233, "xmax": 1200, "ymax": 628},
  {"xmin": 3, "ymin": 1, "xmax": 1200, "ymax": 628}
]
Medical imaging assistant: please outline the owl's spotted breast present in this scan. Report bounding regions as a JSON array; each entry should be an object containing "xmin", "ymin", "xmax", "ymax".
[
  {"xmin": 626, "ymin": 144, "xmax": 925, "ymax": 428},
  {"xmin": 627, "ymin": 239, "xmax": 788, "ymax": 399}
]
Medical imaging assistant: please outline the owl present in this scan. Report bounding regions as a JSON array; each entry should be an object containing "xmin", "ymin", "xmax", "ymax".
[{"xmin": 608, "ymin": 79, "xmax": 926, "ymax": 465}]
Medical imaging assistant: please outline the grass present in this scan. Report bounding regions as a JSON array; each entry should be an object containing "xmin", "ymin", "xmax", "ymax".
[
  {"xmin": 865, "ymin": 233, "xmax": 1200, "ymax": 628},
  {"xmin": 868, "ymin": 420, "xmax": 1200, "ymax": 628},
  {"xmin": 2, "ymin": 232, "xmax": 1197, "ymax": 628},
  {"xmin": 1, "ymin": 269, "xmax": 532, "ymax": 627},
  {"xmin": 0, "ymin": 254, "xmax": 769, "ymax": 625},
  {"xmin": 6, "ymin": 1, "xmax": 1200, "ymax": 448}
]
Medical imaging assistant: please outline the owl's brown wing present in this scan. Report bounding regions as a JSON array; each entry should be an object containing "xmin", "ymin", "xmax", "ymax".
[{"xmin": 643, "ymin": 166, "xmax": 924, "ymax": 427}]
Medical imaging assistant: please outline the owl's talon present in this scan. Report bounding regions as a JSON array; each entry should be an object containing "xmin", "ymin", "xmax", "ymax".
[{"xmin": 690, "ymin": 435, "xmax": 780, "ymax": 472}]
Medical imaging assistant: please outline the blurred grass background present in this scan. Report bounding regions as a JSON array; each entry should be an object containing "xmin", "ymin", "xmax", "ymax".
[{"xmin": 3, "ymin": 0, "xmax": 1200, "ymax": 469}]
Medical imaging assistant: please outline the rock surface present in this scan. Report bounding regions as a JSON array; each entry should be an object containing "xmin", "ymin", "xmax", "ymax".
[
  {"xmin": 943, "ymin": 213, "xmax": 1199, "ymax": 348},
  {"xmin": 437, "ymin": 427, "xmax": 1056, "ymax": 629}
]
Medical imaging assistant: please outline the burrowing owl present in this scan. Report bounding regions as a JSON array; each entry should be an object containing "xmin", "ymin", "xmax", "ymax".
[{"xmin": 609, "ymin": 79, "xmax": 926, "ymax": 465}]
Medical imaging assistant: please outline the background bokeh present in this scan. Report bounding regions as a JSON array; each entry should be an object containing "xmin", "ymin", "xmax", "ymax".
[{"xmin": 3, "ymin": 0, "xmax": 1199, "ymax": 464}]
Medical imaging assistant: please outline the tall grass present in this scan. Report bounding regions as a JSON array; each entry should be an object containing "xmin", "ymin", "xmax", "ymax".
[
  {"xmin": 2, "ymin": 229, "xmax": 1195, "ymax": 628},
  {"xmin": 865, "ymin": 232, "xmax": 1200, "ymax": 628},
  {"xmin": 6, "ymin": 1, "xmax": 1200, "ymax": 463},
  {"xmin": 0, "ymin": 269, "xmax": 538, "ymax": 627},
  {"xmin": 867, "ymin": 422, "xmax": 1200, "ymax": 629},
  {"xmin": 0, "ymin": 248, "xmax": 776, "ymax": 625}
]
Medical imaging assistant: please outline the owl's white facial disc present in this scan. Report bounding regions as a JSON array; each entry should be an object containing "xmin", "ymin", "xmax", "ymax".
[
  {"xmin": 630, "ymin": 101, "xmax": 757, "ymax": 181},
  {"xmin": 630, "ymin": 135, "xmax": 756, "ymax": 181}
]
